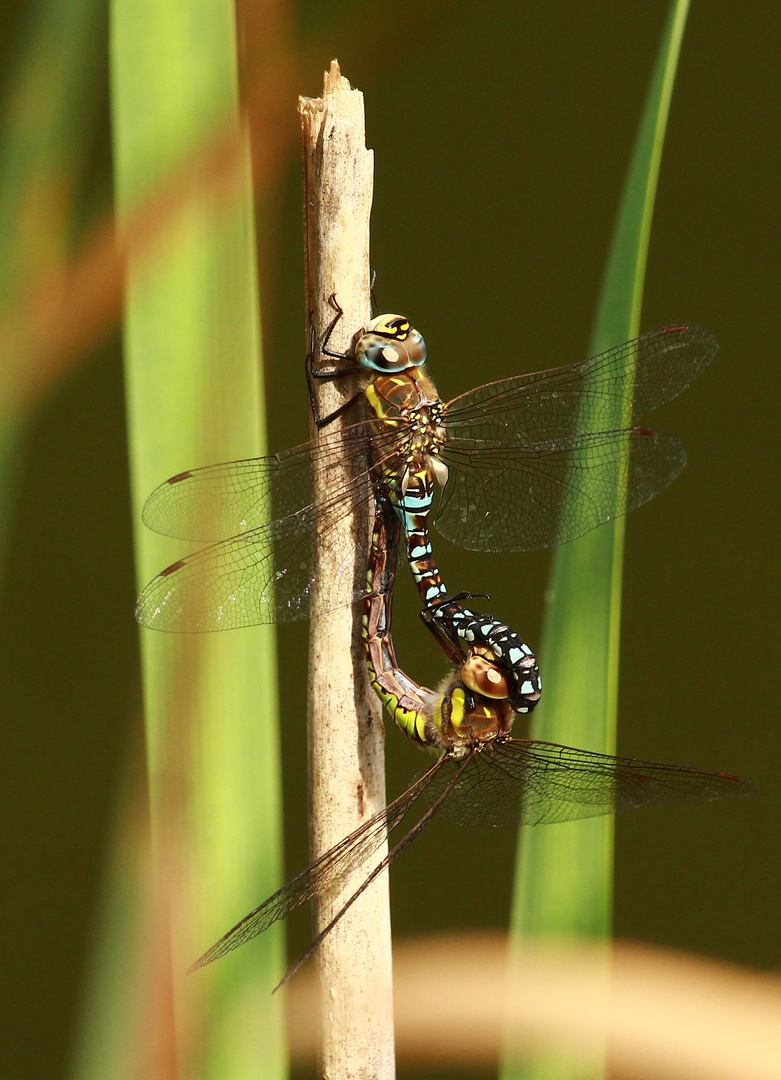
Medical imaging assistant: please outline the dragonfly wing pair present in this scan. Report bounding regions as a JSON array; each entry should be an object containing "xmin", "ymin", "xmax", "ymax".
[
  {"xmin": 435, "ymin": 324, "xmax": 717, "ymax": 551},
  {"xmin": 137, "ymin": 325, "xmax": 718, "ymax": 631},
  {"xmin": 190, "ymin": 739, "xmax": 754, "ymax": 972},
  {"xmin": 136, "ymin": 422, "xmax": 380, "ymax": 630}
]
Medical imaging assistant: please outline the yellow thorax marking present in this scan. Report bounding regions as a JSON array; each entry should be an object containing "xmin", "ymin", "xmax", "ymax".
[{"xmin": 449, "ymin": 687, "xmax": 467, "ymax": 736}]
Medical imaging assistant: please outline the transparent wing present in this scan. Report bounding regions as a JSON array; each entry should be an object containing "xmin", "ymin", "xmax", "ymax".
[
  {"xmin": 189, "ymin": 762, "xmax": 441, "ymax": 971},
  {"xmin": 436, "ymin": 325, "xmax": 717, "ymax": 551},
  {"xmin": 135, "ymin": 467, "xmax": 376, "ymax": 630},
  {"xmin": 425, "ymin": 739, "xmax": 754, "ymax": 827},
  {"xmin": 136, "ymin": 417, "xmax": 413, "ymax": 630},
  {"xmin": 443, "ymin": 325, "xmax": 718, "ymax": 437},
  {"xmin": 437, "ymin": 428, "xmax": 685, "ymax": 552},
  {"xmin": 142, "ymin": 419, "xmax": 383, "ymax": 541}
]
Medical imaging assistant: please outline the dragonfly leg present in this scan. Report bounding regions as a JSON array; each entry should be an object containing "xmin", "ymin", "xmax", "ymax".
[
  {"xmin": 449, "ymin": 589, "xmax": 491, "ymax": 604},
  {"xmin": 306, "ymin": 303, "xmax": 363, "ymax": 428},
  {"xmin": 322, "ymin": 292, "xmax": 348, "ymax": 358},
  {"xmin": 320, "ymin": 292, "xmax": 367, "ymax": 363},
  {"xmin": 419, "ymin": 608, "xmax": 466, "ymax": 666}
]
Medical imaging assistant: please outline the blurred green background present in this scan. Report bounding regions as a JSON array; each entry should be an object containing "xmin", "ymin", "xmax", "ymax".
[{"xmin": 0, "ymin": 2, "xmax": 777, "ymax": 1078}]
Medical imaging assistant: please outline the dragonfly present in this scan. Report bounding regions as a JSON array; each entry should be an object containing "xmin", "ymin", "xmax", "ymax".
[
  {"xmin": 136, "ymin": 299, "xmax": 718, "ymax": 711},
  {"xmin": 188, "ymin": 497, "xmax": 754, "ymax": 989}
]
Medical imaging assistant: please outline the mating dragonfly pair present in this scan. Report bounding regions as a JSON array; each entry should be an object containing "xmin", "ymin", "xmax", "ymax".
[{"xmin": 136, "ymin": 300, "xmax": 753, "ymax": 983}]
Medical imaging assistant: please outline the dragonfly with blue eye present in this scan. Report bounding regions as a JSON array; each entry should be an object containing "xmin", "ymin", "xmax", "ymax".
[
  {"xmin": 136, "ymin": 297, "xmax": 718, "ymax": 714},
  {"xmin": 186, "ymin": 494, "xmax": 754, "ymax": 990}
]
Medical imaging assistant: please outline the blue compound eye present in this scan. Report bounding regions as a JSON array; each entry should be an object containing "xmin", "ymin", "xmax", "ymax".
[
  {"xmin": 405, "ymin": 328, "xmax": 427, "ymax": 366},
  {"xmin": 356, "ymin": 336, "xmax": 411, "ymax": 372}
]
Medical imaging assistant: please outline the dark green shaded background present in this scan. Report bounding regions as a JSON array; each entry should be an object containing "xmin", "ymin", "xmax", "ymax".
[{"xmin": 1, "ymin": 3, "xmax": 778, "ymax": 1078}]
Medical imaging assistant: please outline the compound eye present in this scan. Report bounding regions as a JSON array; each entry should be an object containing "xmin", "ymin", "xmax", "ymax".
[
  {"xmin": 405, "ymin": 329, "xmax": 427, "ymax": 366},
  {"xmin": 462, "ymin": 655, "xmax": 510, "ymax": 700},
  {"xmin": 356, "ymin": 335, "xmax": 409, "ymax": 372}
]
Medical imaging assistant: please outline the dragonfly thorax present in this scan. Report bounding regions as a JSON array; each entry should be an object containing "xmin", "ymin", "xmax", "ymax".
[{"xmin": 356, "ymin": 314, "xmax": 427, "ymax": 373}]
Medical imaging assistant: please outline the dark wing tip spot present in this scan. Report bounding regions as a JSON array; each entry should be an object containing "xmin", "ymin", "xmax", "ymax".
[
  {"xmin": 661, "ymin": 324, "xmax": 687, "ymax": 335},
  {"xmin": 168, "ymin": 470, "xmax": 193, "ymax": 484}
]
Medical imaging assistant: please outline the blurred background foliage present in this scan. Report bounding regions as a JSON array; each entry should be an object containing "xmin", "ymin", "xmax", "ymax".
[{"xmin": 0, "ymin": 2, "xmax": 777, "ymax": 1079}]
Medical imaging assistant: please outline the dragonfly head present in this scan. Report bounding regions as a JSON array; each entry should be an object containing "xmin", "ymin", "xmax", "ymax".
[
  {"xmin": 355, "ymin": 315, "xmax": 427, "ymax": 373},
  {"xmin": 463, "ymin": 645, "xmax": 542, "ymax": 716},
  {"xmin": 432, "ymin": 667, "xmax": 514, "ymax": 747},
  {"xmin": 460, "ymin": 649, "xmax": 512, "ymax": 699}
]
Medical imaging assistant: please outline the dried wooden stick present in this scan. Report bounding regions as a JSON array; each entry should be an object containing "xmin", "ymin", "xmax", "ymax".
[{"xmin": 299, "ymin": 62, "xmax": 395, "ymax": 1079}]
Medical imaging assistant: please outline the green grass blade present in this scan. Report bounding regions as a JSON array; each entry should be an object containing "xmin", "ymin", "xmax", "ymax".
[
  {"xmin": 110, "ymin": 1, "xmax": 286, "ymax": 1076},
  {"xmin": 69, "ymin": 745, "xmax": 153, "ymax": 1080},
  {"xmin": 502, "ymin": 4, "xmax": 691, "ymax": 1078}
]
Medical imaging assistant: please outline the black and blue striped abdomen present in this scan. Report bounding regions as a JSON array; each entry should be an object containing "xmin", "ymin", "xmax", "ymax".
[{"xmin": 386, "ymin": 465, "xmax": 542, "ymax": 714}]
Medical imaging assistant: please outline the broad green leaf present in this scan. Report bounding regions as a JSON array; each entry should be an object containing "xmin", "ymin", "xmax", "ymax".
[{"xmin": 105, "ymin": 1, "xmax": 286, "ymax": 1076}]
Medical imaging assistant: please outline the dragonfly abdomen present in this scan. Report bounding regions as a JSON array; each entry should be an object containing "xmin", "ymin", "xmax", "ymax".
[
  {"xmin": 363, "ymin": 504, "xmax": 516, "ymax": 750},
  {"xmin": 362, "ymin": 503, "xmax": 442, "ymax": 746},
  {"xmin": 426, "ymin": 600, "xmax": 542, "ymax": 715},
  {"xmin": 388, "ymin": 465, "xmax": 543, "ymax": 715}
]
